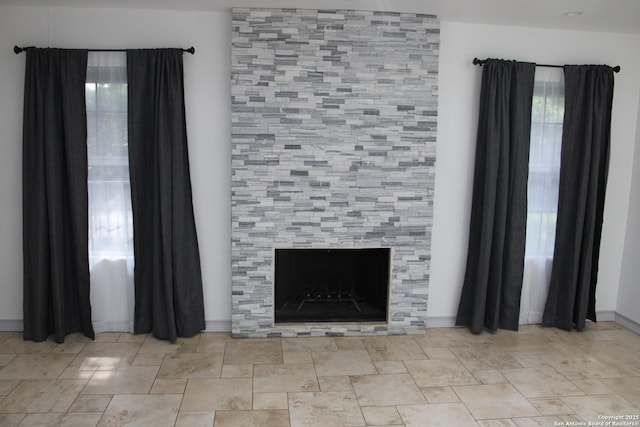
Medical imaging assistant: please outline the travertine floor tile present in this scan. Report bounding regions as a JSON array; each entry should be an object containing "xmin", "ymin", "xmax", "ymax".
[
  {"xmin": 601, "ymin": 376, "xmax": 640, "ymax": 406},
  {"xmin": 214, "ymin": 410, "xmax": 290, "ymax": 427},
  {"xmin": 404, "ymin": 358, "xmax": 478, "ymax": 387},
  {"xmin": 501, "ymin": 367, "xmax": 584, "ymax": 398},
  {"xmin": 282, "ymin": 336, "xmax": 338, "ymax": 352},
  {"xmin": 561, "ymin": 393, "xmax": 640, "ymax": 422},
  {"xmin": 312, "ymin": 350, "xmax": 376, "ymax": 376},
  {"xmin": 352, "ymin": 373, "xmax": 426, "ymax": 406},
  {"xmin": 21, "ymin": 412, "xmax": 102, "ymax": 427},
  {"xmin": 157, "ymin": 352, "xmax": 223, "ymax": 379},
  {"xmin": 284, "ymin": 351, "xmax": 313, "ymax": 364},
  {"xmin": 253, "ymin": 392, "xmax": 289, "ymax": 409},
  {"xmin": 0, "ymin": 354, "xmax": 16, "ymax": 367},
  {"xmin": 375, "ymin": 360, "xmax": 408, "ymax": 374},
  {"xmin": 421, "ymin": 386, "xmax": 460, "ymax": 403},
  {"xmin": 540, "ymin": 352, "xmax": 621, "ymax": 380},
  {"xmin": 0, "ymin": 353, "xmax": 74, "ymax": 380},
  {"xmin": 138, "ymin": 335, "xmax": 199, "ymax": 354},
  {"xmin": 397, "ymin": 402, "xmax": 479, "ymax": 426},
  {"xmin": 318, "ymin": 375, "xmax": 353, "ymax": 391},
  {"xmin": 82, "ymin": 365, "xmax": 158, "ymax": 394},
  {"xmin": 181, "ymin": 378, "xmax": 252, "ymax": 411},
  {"xmin": 0, "ymin": 380, "xmax": 19, "ymax": 396},
  {"xmin": 0, "ymin": 379, "xmax": 85, "ymax": 413},
  {"xmin": 223, "ymin": 340, "xmax": 283, "ymax": 365},
  {"xmin": 414, "ymin": 328, "xmax": 469, "ymax": 347},
  {"xmin": 361, "ymin": 405, "xmax": 404, "ymax": 425},
  {"xmin": 288, "ymin": 391, "xmax": 365, "ymax": 427},
  {"xmin": 221, "ymin": 363, "xmax": 253, "ymax": 378},
  {"xmin": 363, "ymin": 336, "xmax": 426, "ymax": 361},
  {"xmin": 453, "ymin": 383, "xmax": 540, "ymax": 419},
  {"xmin": 450, "ymin": 345, "xmax": 522, "ymax": 371},
  {"xmin": 71, "ymin": 342, "xmax": 141, "ymax": 368},
  {"xmin": 68, "ymin": 394, "xmax": 113, "ymax": 413},
  {"xmin": 571, "ymin": 378, "xmax": 614, "ymax": 395},
  {"xmin": 527, "ymin": 397, "xmax": 575, "ymax": 415},
  {"xmin": 0, "ymin": 414, "xmax": 25, "ymax": 427},
  {"xmin": 175, "ymin": 411, "xmax": 215, "ymax": 427},
  {"xmin": 472, "ymin": 369, "xmax": 507, "ymax": 384},
  {"xmin": 98, "ymin": 394, "xmax": 181, "ymax": 427},
  {"xmin": 0, "ymin": 323, "xmax": 636, "ymax": 427},
  {"xmin": 0, "ymin": 338, "xmax": 57, "ymax": 354},
  {"xmin": 253, "ymin": 363, "xmax": 319, "ymax": 392},
  {"xmin": 150, "ymin": 378, "xmax": 187, "ymax": 394}
]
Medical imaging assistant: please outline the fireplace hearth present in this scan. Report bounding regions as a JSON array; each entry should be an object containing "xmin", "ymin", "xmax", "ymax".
[{"xmin": 275, "ymin": 248, "xmax": 390, "ymax": 323}]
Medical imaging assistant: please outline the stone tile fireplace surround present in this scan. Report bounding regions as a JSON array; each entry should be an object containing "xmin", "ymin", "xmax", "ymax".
[{"xmin": 231, "ymin": 8, "xmax": 439, "ymax": 337}]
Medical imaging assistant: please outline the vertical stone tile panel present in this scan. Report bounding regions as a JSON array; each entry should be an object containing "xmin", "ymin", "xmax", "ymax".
[{"xmin": 231, "ymin": 8, "xmax": 439, "ymax": 336}]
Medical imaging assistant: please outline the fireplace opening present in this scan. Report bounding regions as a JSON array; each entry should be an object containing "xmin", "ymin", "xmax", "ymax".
[{"xmin": 274, "ymin": 248, "xmax": 390, "ymax": 323}]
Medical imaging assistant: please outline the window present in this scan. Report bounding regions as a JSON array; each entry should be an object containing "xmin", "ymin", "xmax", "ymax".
[
  {"xmin": 85, "ymin": 52, "xmax": 134, "ymax": 331},
  {"xmin": 520, "ymin": 67, "xmax": 564, "ymax": 324}
]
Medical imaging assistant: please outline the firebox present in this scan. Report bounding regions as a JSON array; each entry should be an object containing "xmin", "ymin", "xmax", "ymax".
[{"xmin": 274, "ymin": 248, "xmax": 390, "ymax": 323}]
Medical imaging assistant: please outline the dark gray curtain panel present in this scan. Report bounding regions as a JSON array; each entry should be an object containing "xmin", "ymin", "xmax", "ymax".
[
  {"xmin": 127, "ymin": 49, "xmax": 205, "ymax": 342},
  {"xmin": 456, "ymin": 59, "xmax": 536, "ymax": 333},
  {"xmin": 543, "ymin": 65, "xmax": 614, "ymax": 331},
  {"xmin": 22, "ymin": 49, "xmax": 94, "ymax": 343}
]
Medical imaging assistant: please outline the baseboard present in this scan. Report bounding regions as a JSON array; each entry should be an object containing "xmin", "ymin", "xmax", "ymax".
[
  {"xmin": 424, "ymin": 310, "xmax": 619, "ymax": 330},
  {"xmin": 0, "ymin": 319, "xmax": 22, "ymax": 331},
  {"xmin": 1, "ymin": 315, "xmax": 636, "ymax": 336},
  {"xmin": 205, "ymin": 320, "xmax": 232, "ymax": 332},
  {"xmin": 426, "ymin": 316, "xmax": 457, "ymax": 328},
  {"xmin": 614, "ymin": 313, "xmax": 640, "ymax": 335},
  {"xmin": 596, "ymin": 310, "xmax": 616, "ymax": 322},
  {"xmin": 0, "ymin": 319, "xmax": 233, "ymax": 333}
]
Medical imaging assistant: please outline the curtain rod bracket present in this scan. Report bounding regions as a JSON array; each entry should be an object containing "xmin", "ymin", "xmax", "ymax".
[{"xmin": 472, "ymin": 57, "xmax": 620, "ymax": 73}]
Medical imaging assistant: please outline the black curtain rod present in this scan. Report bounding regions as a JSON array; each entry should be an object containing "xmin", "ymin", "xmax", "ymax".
[
  {"xmin": 472, "ymin": 57, "xmax": 620, "ymax": 73},
  {"xmin": 14, "ymin": 45, "xmax": 195, "ymax": 55}
]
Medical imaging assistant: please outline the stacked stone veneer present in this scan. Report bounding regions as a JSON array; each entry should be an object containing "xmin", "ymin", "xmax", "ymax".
[{"xmin": 231, "ymin": 8, "xmax": 439, "ymax": 337}]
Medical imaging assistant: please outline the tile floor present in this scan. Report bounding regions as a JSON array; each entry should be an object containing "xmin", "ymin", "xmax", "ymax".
[{"xmin": 0, "ymin": 322, "xmax": 639, "ymax": 426}]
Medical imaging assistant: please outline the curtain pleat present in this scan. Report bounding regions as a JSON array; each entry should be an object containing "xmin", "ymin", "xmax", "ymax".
[
  {"xmin": 127, "ymin": 49, "xmax": 205, "ymax": 342},
  {"xmin": 542, "ymin": 65, "xmax": 614, "ymax": 331},
  {"xmin": 456, "ymin": 59, "xmax": 536, "ymax": 333},
  {"xmin": 22, "ymin": 48, "xmax": 94, "ymax": 343}
]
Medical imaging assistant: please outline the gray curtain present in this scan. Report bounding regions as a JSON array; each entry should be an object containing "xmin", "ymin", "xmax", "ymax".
[
  {"xmin": 543, "ymin": 65, "xmax": 615, "ymax": 331},
  {"xmin": 127, "ymin": 49, "xmax": 205, "ymax": 342},
  {"xmin": 22, "ymin": 49, "xmax": 94, "ymax": 343},
  {"xmin": 456, "ymin": 59, "xmax": 536, "ymax": 333}
]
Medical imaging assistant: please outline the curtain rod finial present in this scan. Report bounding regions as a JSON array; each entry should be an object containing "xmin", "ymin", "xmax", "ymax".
[
  {"xmin": 186, "ymin": 46, "xmax": 195, "ymax": 55},
  {"xmin": 14, "ymin": 46, "xmax": 23, "ymax": 54},
  {"xmin": 612, "ymin": 65, "xmax": 620, "ymax": 73}
]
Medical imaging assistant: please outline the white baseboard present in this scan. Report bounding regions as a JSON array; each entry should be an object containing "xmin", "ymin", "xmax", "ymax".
[
  {"xmin": 205, "ymin": 320, "xmax": 232, "ymax": 332},
  {"xmin": 0, "ymin": 319, "xmax": 233, "ymax": 333},
  {"xmin": 2, "ymin": 314, "xmax": 636, "ymax": 336},
  {"xmin": 614, "ymin": 313, "xmax": 640, "ymax": 335},
  {"xmin": 596, "ymin": 310, "xmax": 616, "ymax": 322},
  {"xmin": 426, "ymin": 316, "xmax": 457, "ymax": 328},
  {"xmin": 0, "ymin": 320, "xmax": 22, "ymax": 331},
  {"xmin": 424, "ymin": 310, "xmax": 620, "ymax": 330}
]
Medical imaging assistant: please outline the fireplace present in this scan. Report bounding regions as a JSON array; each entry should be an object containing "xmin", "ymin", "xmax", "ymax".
[
  {"xmin": 275, "ymin": 248, "xmax": 390, "ymax": 323},
  {"xmin": 231, "ymin": 8, "xmax": 439, "ymax": 337}
]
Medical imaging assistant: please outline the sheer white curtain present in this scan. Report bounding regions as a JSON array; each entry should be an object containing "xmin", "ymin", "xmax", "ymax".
[
  {"xmin": 86, "ymin": 52, "xmax": 134, "ymax": 332},
  {"xmin": 520, "ymin": 67, "xmax": 564, "ymax": 324}
]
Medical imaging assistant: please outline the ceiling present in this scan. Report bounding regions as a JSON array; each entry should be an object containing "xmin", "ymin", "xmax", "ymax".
[{"xmin": 1, "ymin": 0, "xmax": 639, "ymax": 34}]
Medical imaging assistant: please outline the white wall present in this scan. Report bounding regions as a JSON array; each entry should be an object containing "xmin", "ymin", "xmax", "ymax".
[
  {"xmin": 617, "ymin": 94, "xmax": 640, "ymax": 326},
  {"xmin": 1, "ymin": 5, "xmax": 639, "ymax": 330},
  {"xmin": 430, "ymin": 21, "xmax": 640, "ymax": 323}
]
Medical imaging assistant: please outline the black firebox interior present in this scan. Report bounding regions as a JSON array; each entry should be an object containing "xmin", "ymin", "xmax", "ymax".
[{"xmin": 274, "ymin": 248, "xmax": 390, "ymax": 323}]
